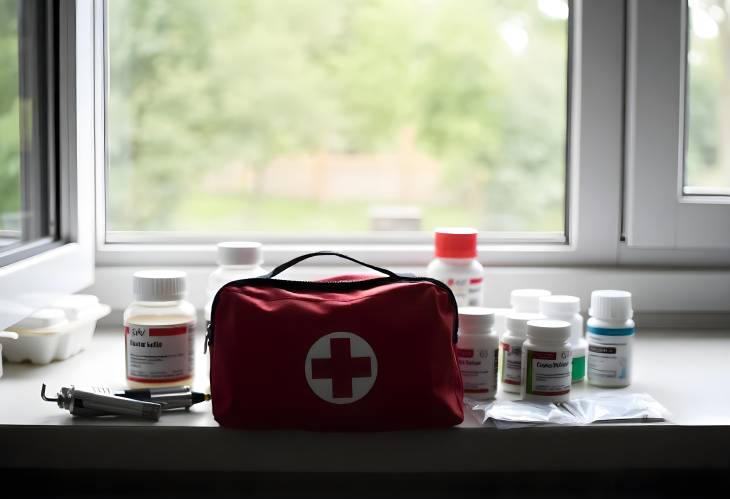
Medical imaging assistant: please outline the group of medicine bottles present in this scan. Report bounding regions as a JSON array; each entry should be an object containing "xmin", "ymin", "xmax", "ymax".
[
  {"xmin": 123, "ymin": 242, "xmax": 266, "ymax": 388},
  {"xmin": 456, "ymin": 307, "xmax": 574, "ymax": 403},
  {"xmin": 501, "ymin": 288, "xmax": 635, "ymax": 400},
  {"xmin": 456, "ymin": 289, "xmax": 635, "ymax": 404},
  {"xmin": 428, "ymin": 228, "xmax": 635, "ymax": 403}
]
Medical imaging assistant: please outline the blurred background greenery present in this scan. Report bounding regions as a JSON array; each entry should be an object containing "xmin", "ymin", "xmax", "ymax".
[
  {"xmin": 0, "ymin": 0, "xmax": 19, "ymax": 240},
  {"xmin": 106, "ymin": 0, "xmax": 568, "ymax": 233},
  {"xmin": 1, "ymin": 0, "xmax": 728, "ymax": 238}
]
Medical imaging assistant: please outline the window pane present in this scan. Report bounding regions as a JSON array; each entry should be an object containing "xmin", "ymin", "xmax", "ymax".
[
  {"xmin": 108, "ymin": 0, "xmax": 569, "ymax": 234},
  {"xmin": 686, "ymin": 0, "xmax": 730, "ymax": 195},
  {"xmin": 0, "ymin": 0, "xmax": 20, "ymax": 248}
]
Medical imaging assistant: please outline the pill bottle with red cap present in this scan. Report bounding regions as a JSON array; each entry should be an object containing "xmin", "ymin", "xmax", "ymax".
[{"xmin": 426, "ymin": 227, "xmax": 484, "ymax": 307}]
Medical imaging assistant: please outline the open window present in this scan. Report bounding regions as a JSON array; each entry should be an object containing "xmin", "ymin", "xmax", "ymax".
[{"xmin": 0, "ymin": 0, "xmax": 94, "ymax": 329}]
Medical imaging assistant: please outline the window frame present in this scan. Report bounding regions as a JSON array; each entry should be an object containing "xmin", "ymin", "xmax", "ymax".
[
  {"xmin": 93, "ymin": 0, "xmax": 730, "ymax": 269},
  {"xmin": 95, "ymin": 0, "xmax": 626, "ymax": 267},
  {"xmin": 624, "ymin": 0, "xmax": 730, "ymax": 250},
  {"xmin": 0, "ymin": 0, "xmax": 95, "ymax": 330}
]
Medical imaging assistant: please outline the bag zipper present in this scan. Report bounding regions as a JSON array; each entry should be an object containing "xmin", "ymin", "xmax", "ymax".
[{"xmin": 205, "ymin": 275, "xmax": 459, "ymax": 352}]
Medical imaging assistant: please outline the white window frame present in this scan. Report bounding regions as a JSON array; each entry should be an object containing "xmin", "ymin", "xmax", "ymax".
[
  {"xmin": 624, "ymin": 0, "xmax": 730, "ymax": 250},
  {"xmin": 92, "ymin": 0, "xmax": 730, "ymax": 271},
  {"xmin": 0, "ymin": 0, "xmax": 96, "ymax": 330}
]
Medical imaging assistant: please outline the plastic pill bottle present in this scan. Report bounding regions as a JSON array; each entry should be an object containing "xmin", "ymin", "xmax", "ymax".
[
  {"xmin": 510, "ymin": 289, "xmax": 551, "ymax": 313},
  {"xmin": 204, "ymin": 242, "xmax": 266, "ymax": 328},
  {"xmin": 427, "ymin": 227, "xmax": 484, "ymax": 307},
  {"xmin": 124, "ymin": 270, "xmax": 197, "ymax": 388},
  {"xmin": 587, "ymin": 290, "xmax": 634, "ymax": 388},
  {"xmin": 520, "ymin": 319, "xmax": 572, "ymax": 403},
  {"xmin": 456, "ymin": 307, "xmax": 498, "ymax": 400},
  {"xmin": 500, "ymin": 312, "xmax": 543, "ymax": 393},
  {"xmin": 539, "ymin": 295, "xmax": 587, "ymax": 383}
]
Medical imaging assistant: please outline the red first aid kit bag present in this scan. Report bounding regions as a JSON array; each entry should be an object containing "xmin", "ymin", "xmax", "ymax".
[{"xmin": 207, "ymin": 251, "xmax": 464, "ymax": 430}]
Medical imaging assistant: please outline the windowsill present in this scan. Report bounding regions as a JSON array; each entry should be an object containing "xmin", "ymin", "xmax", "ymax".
[{"xmin": 2, "ymin": 327, "xmax": 730, "ymax": 472}]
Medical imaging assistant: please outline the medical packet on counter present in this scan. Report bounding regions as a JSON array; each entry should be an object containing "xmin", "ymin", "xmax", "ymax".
[{"xmin": 467, "ymin": 392, "xmax": 669, "ymax": 429}]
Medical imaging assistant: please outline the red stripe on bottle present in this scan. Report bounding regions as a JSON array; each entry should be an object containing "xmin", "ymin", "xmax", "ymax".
[{"xmin": 149, "ymin": 326, "xmax": 188, "ymax": 336}]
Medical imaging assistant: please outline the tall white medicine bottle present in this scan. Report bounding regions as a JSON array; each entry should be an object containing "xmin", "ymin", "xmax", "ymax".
[
  {"xmin": 124, "ymin": 270, "xmax": 197, "ymax": 388},
  {"xmin": 499, "ymin": 312, "xmax": 543, "ymax": 393},
  {"xmin": 457, "ymin": 307, "xmax": 499, "ymax": 400},
  {"xmin": 587, "ymin": 290, "xmax": 635, "ymax": 387},
  {"xmin": 539, "ymin": 295, "xmax": 587, "ymax": 383},
  {"xmin": 427, "ymin": 227, "xmax": 484, "ymax": 307},
  {"xmin": 204, "ymin": 242, "xmax": 267, "ymax": 328}
]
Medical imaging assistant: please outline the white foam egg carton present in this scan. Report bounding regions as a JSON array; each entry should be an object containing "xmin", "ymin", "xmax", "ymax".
[{"xmin": 0, "ymin": 294, "xmax": 111, "ymax": 365}]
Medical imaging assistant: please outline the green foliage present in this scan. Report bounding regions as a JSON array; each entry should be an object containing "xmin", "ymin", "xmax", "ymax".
[
  {"xmin": 0, "ymin": 0, "xmax": 20, "ymax": 231},
  {"xmin": 104, "ymin": 0, "xmax": 569, "ymax": 232}
]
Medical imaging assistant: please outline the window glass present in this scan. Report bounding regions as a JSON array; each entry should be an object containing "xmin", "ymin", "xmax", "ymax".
[
  {"xmin": 686, "ymin": 0, "xmax": 730, "ymax": 195},
  {"xmin": 0, "ymin": 0, "xmax": 20, "ymax": 248},
  {"xmin": 107, "ymin": 0, "xmax": 569, "ymax": 234}
]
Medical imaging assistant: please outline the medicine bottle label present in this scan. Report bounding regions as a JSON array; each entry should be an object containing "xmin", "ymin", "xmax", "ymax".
[
  {"xmin": 587, "ymin": 343, "xmax": 630, "ymax": 381},
  {"xmin": 125, "ymin": 322, "xmax": 195, "ymax": 383},
  {"xmin": 457, "ymin": 347, "xmax": 498, "ymax": 396},
  {"xmin": 446, "ymin": 277, "xmax": 483, "ymax": 307},
  {"xmin": 500, "ymin": 341, "xmax": 522, "ymax": 386},
  {"xmin": 524, "ymin": 349, "xmax": 571, "ymax": 396}
]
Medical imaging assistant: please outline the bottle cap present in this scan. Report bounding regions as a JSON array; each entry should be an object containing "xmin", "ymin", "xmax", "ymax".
[
  {"xmin": 589, "ymin": 290, "xmax": 633, "ymax": 320},
  {"xmin": 539, "ymin": 295, "xmax": 580, "ymax": 316},
  {"xmin": 133, "ymin": 270, "xmax": 186, "ymax": 301},
  {"xmin": 526, "ymin": 319, "xmax": 571, "ymax": 342},
  {"xmin": 510, "ymin": 289, "xmax": 551, "ymax": 313},
  {"xmin": 458, "ymin": 307, "xmax": 495, "ymax": 334},
  {"xmin": 217, "ymin": 241, "xmax": 263, "ymax": 266},
  {"xmin": 434, "ymin": 227, "xmax": 478, "ymax": 259},
  {"xmin": 505, "ymin": 312, "xmax": 544, "ymax": 338}
]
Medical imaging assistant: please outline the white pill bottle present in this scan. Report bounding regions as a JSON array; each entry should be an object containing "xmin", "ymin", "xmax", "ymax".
[
  {"xmin": 587, "ymin": 290, "xmax": 634, "ymax": 388},
  {"xmin": 499, "ymin": 312, "xmax": 543, "ymax": 393},
  {"xmin": 539, "ymin": 295, "xmax": 587, "ymax": 383},
  {"xmin": 124, "ymin": 270, "xmax": 197, "ymax": 388},
  {"xmin": 456, "ymin": 307, "xmax": 499, "ymax": 400},
  {"xmin": 204, "ymin": 242, "xmax": 266, "ymax": 394},
  {"xmin": 427, "ymin": 227, "xmax": 483, "ymax": 307},
  {"xmin": 204, "ymin": 242, "xmax": 267, "ymax": 328},
  {"xmin": 521, "ymin": 319, "xmax": 572, "ymax": 403},
  {"xmin": 511, "ymin": 289, "xmax": 551, "ymax": 313}
]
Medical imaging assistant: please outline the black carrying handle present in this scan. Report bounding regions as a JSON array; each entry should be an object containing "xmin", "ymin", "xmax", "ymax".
[{"xmin": 265, "ymin": 251, "xmax": 399, "ymax": 279}]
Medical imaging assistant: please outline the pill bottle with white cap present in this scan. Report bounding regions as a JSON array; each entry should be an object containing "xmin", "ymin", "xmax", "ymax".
[
  {"xmin": 499, "ymin": 312, "xmax": 543, "ymax": 393},
  {"xmin": 587, "ymin": 290, "xmax": 634, "ymax": 388},
  {"xmin": 124, "ymin": 270, "xmax": 197, "ymax": 388},
  {"xmin": 520, "ymin": 319, "xmax": 572, "ymax": 403},
  {"xmin": 204, "ymin": 242, "xmax": 267, "ymax": 329},
  {"xmin": 510, "ymin": 289, "xmax": 551, "ymax": 313},
  {"xmin": 539, "ymin": 295, "xmax": 587, "ymax": 383},
  {"xmin": 456, "ymin": 307, "xmax": 498, "ymax": 400},
  {"xmin": 427, "ymin": 227, "xmax": 484, "ymax": 307}
]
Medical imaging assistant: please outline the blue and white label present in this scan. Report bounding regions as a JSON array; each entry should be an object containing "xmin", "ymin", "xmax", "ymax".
[{"xmin": 587, "ymin": 341, "xmax": 630, "ymax": 381}]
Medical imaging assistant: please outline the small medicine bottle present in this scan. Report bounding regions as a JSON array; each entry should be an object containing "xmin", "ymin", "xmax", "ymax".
[
  {"xmin": 510, "ymin": 289, "xmax": 551, "ymax": 314},
  {"xmin": 521, "ymin": 319, "xmax": 572, "ymax": 403},
  {"xmin": 204, "ymin": 242, "xmax": 266, "ymax": 328},
  {"xmin": 427, "ymin": 227, "xmax": 484, "ymax": 307},
  {"xmin": 456, "ymin": 307, "xmax": 499, "ymax": 400},
  {"xmin": 539, "ymin": 295, "xmax": 587, "ymax": 383},
  {"xmin": 587, "ymin": 290, "xmax": 635, "ymax": 388},
  {"xmin": 499, "ymin": 312, "xmax": 543, "ymax": 393},
  {"xmin": 124, "ymin": 270, "xmax": 196, "ymax": 388}
]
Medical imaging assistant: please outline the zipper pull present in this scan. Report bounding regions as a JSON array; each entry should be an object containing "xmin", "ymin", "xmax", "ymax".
[{"xmin": 204, "ymin": 322, "xmax": 212, "ymax": 354}]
